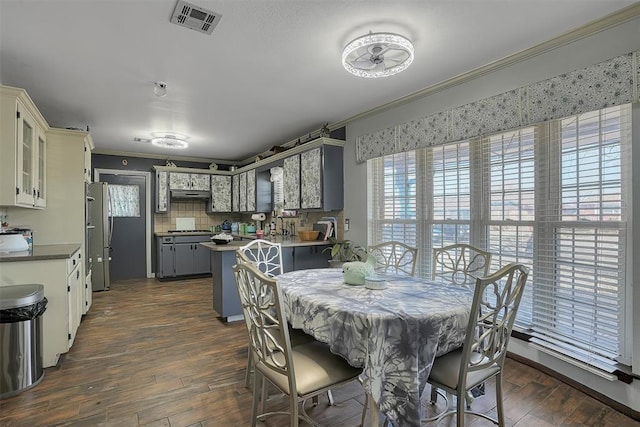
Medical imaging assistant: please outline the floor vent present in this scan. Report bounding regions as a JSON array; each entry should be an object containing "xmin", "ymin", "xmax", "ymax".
[{"xmin": 170, "ymin": 0, "xmax": 222, "ymax": 35}]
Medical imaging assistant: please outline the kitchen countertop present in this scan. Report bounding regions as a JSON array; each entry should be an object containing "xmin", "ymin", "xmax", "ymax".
[
  {"xmin": 155, "ymin": 231, "xmax": 214, "ymax": 237},
  {"xmin": 0, "ymin": 244, "xmax": 81, "ymax": 262},
  {"xmin": 201, "ymin": 236, "xmax": 331, "ymax": 252}
]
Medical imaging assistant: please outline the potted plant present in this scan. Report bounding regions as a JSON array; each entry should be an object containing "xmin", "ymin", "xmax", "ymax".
[{"xmin": 324, "ymin": 238, "xmax": 368, "ymax": 268}]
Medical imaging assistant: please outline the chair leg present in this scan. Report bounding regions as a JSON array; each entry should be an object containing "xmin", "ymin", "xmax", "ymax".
[
  {"xmin": 456, "ymin": 390, "xmax": 466, "ymax": 427},
  {"xmin": 430, "ymin": 386, "xmax": 439, "ymax": 404},
  {"xmin": 251, "ymin": 371, "xmax": 262, "ymax": 427},
  {"xmin": 496, "ymin": 372, "xmax": 505, "ymax": 426},
  {"xmin": 465, "ymin": 390, "xmax": 474, "ymax": 409},
  {"xmin": 327, "ymin": 390, "xmax": 335, "ymax": 406},
  {"xmin": 291, "ymin": 395, "xmax": 299, "ymax": 427},
  {"xmin": 360, "ymin": 393, "xmax": 369, "ymax": 427},
  {"xmin": 245, "ymin": 349, "xmax": 253, "ymax": 388}
]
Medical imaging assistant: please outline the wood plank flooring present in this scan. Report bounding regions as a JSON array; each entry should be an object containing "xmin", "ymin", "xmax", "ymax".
[{"xmin": 1, "ymin": 277, "xmax": 638, "ymax": 427}]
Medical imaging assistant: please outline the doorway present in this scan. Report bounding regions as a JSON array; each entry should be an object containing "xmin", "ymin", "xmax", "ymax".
[{"xmin": 94, "ymin": 169, "xmax": 152, "ymax": 280}]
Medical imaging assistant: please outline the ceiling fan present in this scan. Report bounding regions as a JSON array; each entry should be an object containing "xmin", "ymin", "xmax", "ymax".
[{"xmin": 342, "ymin": 32, "xmax": 414, "ymax": 78}]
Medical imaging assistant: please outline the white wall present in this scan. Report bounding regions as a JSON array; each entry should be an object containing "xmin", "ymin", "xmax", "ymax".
[{"xmin": 344, "ymin": 18, "xmax": 640, "ymax": 412}]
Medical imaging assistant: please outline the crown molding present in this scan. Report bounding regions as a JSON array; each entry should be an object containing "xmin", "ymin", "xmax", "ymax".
[{"xmin": 92, "ymin": 148, "xmax": 236, "ymax": 166}]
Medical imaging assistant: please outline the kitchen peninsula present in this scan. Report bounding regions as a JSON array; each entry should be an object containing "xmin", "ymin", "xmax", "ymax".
[{"xmin": 201, "ymin": 237, "xmax": 331, "ymax": 321}]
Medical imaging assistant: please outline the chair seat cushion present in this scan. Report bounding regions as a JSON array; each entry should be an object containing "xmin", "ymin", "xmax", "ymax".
[
  {"xmin": 429, "ymin": 348, "xmax": 500, "ymax": 390},
  {"xmin": 257, "ymin": 341, "xmax": 361, "ymax": 397}
]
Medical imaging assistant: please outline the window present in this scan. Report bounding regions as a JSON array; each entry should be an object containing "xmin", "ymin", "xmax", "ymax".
[{"xmin": 369, "ymin": 104, "xmax": 631, "ymax": 370}]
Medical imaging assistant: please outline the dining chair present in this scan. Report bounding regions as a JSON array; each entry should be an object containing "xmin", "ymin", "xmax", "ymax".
[
  {"xmin": 232, "ymin": 261, "xmax": 362, "ymax": 427},
  {"xmin": 432, "ymin": 244, "xmax": 492, "ymax": 285},
  {"xmin": 368, "ymin": 241, "xmax": 418, "ymax": 276},
  {"xmin": 426, "ymin": 262, "xmax": 529, "ymax": 427}
]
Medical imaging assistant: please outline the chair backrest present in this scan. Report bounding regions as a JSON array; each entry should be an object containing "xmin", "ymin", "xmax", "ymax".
[
  {"xmin": 232, "ymin": 261, "xmax": 297, "ymax": 392},
  {"xmin": 368, "ymin": 241, "xmax": 418, "ymax": 276},
  {"xmin": 432, "ymin": 244, "xmax": 492, "ymax": 285},
  {"xmin": 458, "ymin": 263, "xmax": 529, "ymax": 385},
  {"xmin": 237, "ymin": 239, "xmax": 284, "ymax": 277}
]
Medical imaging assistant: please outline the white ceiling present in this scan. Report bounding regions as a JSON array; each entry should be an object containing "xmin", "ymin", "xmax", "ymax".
[{"xmin": 0, "ymin": 0, "xmax": 636, "ymax": 163}]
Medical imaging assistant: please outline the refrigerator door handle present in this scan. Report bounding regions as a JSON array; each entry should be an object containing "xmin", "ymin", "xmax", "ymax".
[{"xmin": 107, "ymin": 187, "xmax": 114, "ymax": 246}]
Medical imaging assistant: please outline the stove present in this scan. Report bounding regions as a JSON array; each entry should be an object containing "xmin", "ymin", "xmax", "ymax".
[{"xmin": 167, "ymin": 229, "xmax": 211, "ymax": 233}]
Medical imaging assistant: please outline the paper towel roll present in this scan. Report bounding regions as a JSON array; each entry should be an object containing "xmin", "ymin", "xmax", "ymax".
[{"xmin": 251, "ymin": 213, "xmax": 266, "ymax": 221}]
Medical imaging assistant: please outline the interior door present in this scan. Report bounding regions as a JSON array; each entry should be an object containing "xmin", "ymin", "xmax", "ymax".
[{"xmin": 100, "ymin": 173, "xmax": 146, "ymax": 281}]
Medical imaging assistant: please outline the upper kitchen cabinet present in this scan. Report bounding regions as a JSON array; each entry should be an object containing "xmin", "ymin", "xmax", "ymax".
[
  {"xmin": 283, "ymin": 155, "xmax": 300, "ymax": 210},
  {"xmin": 169, "ymin": 172, "xmax": 210, "ymax": 191},
  {"xmin": 208, "ymin": 174, "xmax": 232, "ymax": 213},
  {"xmin": 155, "ymin": 170, "xmax": 169, "ymax": 213},
  {"xmin": 282, "ymin": 143, "xmax": 344, "ymax": 211},
  {"xmin": 0, "ymin": 85, "xmax": 49, "ymax": 208},
  {"xmin": 233, "ymin": 170, "xmax": 256, "ymax": 213}
]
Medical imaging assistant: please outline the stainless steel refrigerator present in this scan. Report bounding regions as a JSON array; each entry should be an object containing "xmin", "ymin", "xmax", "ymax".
[{"xmin": 88, "ymin": 182, "xmax": 112, "ymax": 291}]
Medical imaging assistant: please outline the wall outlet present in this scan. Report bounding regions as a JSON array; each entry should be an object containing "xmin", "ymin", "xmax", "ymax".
[{"xmin": 345, "ymin": 218, "xmax": 350, "ymax": 232}]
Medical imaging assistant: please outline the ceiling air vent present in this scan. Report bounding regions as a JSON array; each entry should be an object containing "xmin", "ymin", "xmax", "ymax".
[{"xmin": 170, "ymin": 0, "xmax": 222, "ymax": 35}]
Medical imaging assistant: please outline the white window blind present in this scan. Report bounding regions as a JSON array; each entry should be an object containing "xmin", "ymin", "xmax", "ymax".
[{"xmin": 368, "ymin": 104, "xmax": 632, "ymax": 370}]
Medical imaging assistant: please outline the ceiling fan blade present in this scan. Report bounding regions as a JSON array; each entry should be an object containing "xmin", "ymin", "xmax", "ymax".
[{"xmin": 352, "ymin": 59, "xmax": 377, "ymax": 70}]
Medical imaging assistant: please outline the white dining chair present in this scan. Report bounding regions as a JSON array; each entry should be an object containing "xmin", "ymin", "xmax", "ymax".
[
  {"xmin": 368, "ymin": 241, "xmax": 418, "ymax": 276},
  {"xmin": 432, "ymin": 244, "xmax": 492, "ymax": 285},
  {"xmin": 232, "ymin": 261, "xmax": 362, "ymax": 427},
  {"xmin": 426, "ymin": 262, "xmax": 529, "ymax": 427}
]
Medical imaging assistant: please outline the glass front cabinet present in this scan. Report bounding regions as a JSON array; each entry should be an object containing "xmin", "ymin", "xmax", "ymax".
[{"xmin": 0, "ymin": 86, "xmax": 48, "ymax": 208}]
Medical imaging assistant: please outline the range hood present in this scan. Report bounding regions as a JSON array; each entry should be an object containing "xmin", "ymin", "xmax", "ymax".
[{"xmin": 170, "ymin": 189, "xmax": 210, "ymax": 199}]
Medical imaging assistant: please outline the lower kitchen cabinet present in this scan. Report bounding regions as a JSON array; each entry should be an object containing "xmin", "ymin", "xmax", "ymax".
[
  {"xmin": 292, "ymin": 245, "xmax": 331, "ymax": 270},
  {"xmin": 0, "ymin": 245, "xmax": 84, "ymax": 368},
  {"xmin": 156, "ymin": 235, "xmax": 212, "ymax": 280}
]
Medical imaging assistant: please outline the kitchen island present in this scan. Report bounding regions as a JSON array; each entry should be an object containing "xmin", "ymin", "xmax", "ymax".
[{"xmin": 201, "ymin": 237, "xmax": 331, "ymax": 321}]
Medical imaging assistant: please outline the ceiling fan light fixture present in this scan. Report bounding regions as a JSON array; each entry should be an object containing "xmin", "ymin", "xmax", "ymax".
[
  {"xmin": 151, "ymin": 135, "xmax": 188, "ymax": 149},
  {"xmin": 342, "ymin": 32, "xmax": 414, "ymax": 78}
]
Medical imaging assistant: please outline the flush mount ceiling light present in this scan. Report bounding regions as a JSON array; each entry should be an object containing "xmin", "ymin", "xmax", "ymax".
[
  {"xmin": 342, "ymin": 31, "xmax": 414, "ymax": 78},
  {"xmin": 153, "ymin": 81, "xmax": 167, "ymax": 97},
  {"xmin": 151, "ymin": 134, "xmax": 188, "ymax": 149}
]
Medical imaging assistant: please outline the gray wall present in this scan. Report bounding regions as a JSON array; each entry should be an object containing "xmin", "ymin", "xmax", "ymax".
[{"xmin": 344, "ymin": 18, "xmax": 640, "ymax": 412}]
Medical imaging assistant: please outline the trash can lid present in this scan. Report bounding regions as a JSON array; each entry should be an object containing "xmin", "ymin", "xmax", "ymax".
[{"xmin": 0, "ymin": 284, "xmax": 45, "ymax": 309}]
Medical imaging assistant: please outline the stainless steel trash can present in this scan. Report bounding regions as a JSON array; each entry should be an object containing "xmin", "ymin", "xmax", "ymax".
[{"xmin": 0, "ymin": 284, "xmax": 47, "ymax": 399}]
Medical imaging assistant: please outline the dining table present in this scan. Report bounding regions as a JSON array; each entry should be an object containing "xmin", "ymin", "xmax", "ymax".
[{"xmin": 277, "ymin": 268, "xmax": 474, "ymax": 427}]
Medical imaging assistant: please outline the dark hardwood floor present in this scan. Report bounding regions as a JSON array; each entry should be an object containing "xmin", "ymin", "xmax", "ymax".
[{"xmin": 1, "ymin": 277, "xmax": 638, "ymax": 427}]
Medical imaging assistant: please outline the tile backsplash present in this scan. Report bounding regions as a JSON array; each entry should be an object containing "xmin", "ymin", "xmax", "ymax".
[{"xmin": 154, "ymin": 200, "xmax": 344, "ymax": 239}]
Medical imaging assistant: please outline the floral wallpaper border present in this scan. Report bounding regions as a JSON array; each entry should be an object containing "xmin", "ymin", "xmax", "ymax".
[{"xmin": 356, "ymin": 51, "xmax": 639, "ymax": 163}]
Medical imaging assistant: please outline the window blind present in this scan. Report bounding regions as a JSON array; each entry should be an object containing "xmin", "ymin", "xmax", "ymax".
[{"xmin": 368, "ymin": 104, "xmax": 632, "ymax": 370}]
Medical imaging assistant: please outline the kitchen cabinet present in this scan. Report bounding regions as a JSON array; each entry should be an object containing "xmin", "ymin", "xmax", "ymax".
[
  {"xmin": 208, "ymin": 174, "xmax": 232, "ymax": 212},
  {"xmin": 232, "ymin": 174, "xmax": 240, "ymax": 212},
  {"xmin": 155, "ymin": 170, "xmax": 169, "ymax": 213},
  {"xmin": 14, "ymin": 127, "xmax": 93, "ymax": 319},
  {"xmin": 283, "ymin": 154, "xmax": 300, "ymax": 210},
  {"xmin": 0, "ymin": 85, "xmax": 49, "ymax": 208},
  {"xmin": 0, "ymin": 245, "xmax": 84, "ymax": 368},
  {"xmin": 233, "ymin": 170, "xmax": 256, "ymax": 213},
  {"xmin": 282, "ymin": 144, "xmax": 343, "ymax": 211},
  {"xmin": 169, "ymin": 172, "xmax": 211, "ymax": 191},
  {"xmin": 156, "ymin": 235, "xmax": 212, "ymax": 280}
]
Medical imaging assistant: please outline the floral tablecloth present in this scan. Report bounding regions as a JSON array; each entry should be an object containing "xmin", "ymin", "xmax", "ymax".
[{"xmin": 278, "ymin": 268, "xmax": 473, "ymax": 427}]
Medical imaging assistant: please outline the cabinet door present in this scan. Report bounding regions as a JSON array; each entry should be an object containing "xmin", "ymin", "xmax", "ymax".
[
  {"xmin": 210, "ymin": 175, "xmax": 232, "ymax": 212},
  {"xmin": 191, "ymin": 173, "xmax": 211, "ymax": 191},
  {"xmin": 293, "ymin": 245, "xmax": 331, "ymax": 270},
  {"xmin": 159, "ymin": 243, "xmax": 175, "ymax": 278},
  {"xmin": 301, "ymin": 147, "xmax": 322, "ymax": 209},
  {"xmin": 16, "ymin": 101, "xmax": 37, "ymax": 206},
  {"xmin": 34, "ymin": 129, "xmax": 46, "ymax": 207},
  {"xmin": 232, "ymin": 174, "xmax": 240, "ymax": 212},
  {"xmin": 246, "ymin": 169, "xmax": 256, "ymax": 212},
  {"xmin": 192, "ymin": 243, "xmax": 211, "ymax": 275},
  {"xmin": 156, "ymin": 171, "xmax": 169, "ymax": 213},
  {"xmin": 239, "ymin": 172, "xmax": 247, "ymax": 212},
  {"xmin": 84, "ymin": 139, "xmax": 92, "ymax": 182},
  {"xmin": 67, "ymin": 263, "xmax": 83, "ymax": 346},
  {"xmin": 174, "ymin": 243, "xmax": 193, "ymax": 276},
  {"xmin": 169, "ymin": 172, "xmax": 191, "ymax": 190},
  {"xmin": 283, "ymin": 154, "xmax": 300, "ymax": 210}
]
